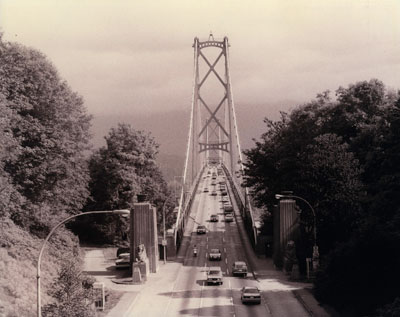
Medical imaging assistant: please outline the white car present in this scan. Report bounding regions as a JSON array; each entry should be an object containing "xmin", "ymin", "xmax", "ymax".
[
  {"xmin": 209, "ymin": 248, "xmax": 222, "ymax": 261},
  {"xmin": 207, "ymin": 266, "xmax": 223, "ymax": 285},
  {"xmin": 115, "ymin": 253, "xmax": 130, "ymax": 269},
  {"xmin": 241, "ymin": 286, "xmax": 261, "ymax": 304}
]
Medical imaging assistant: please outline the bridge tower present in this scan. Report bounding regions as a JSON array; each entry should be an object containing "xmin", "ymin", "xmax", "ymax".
[
  {"xmin": 174, "ymin": 34, "xmax": 257, "ymax": 250},
  {"xmin": 189, "ymin": 34, "xmax": 240, "ymax": 179}
]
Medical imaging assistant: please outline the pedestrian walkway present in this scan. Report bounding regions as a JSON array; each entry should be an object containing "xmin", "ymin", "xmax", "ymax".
[
  {"xmin": 229, "ymin": 195, "xmax": 334, "ymax": 316},
  {"xmin": 106, "ymin": 261, "xmax": 182, "ymax": 317}
]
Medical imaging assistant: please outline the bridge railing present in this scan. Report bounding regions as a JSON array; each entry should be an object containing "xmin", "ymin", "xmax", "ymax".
[
  {"xmin": 174, "ymin": 165, "xmax": 205, "ymax": 249},
  {"xmin": 222, "ymin": 164, "xmax": 258, "ymax": 248}
]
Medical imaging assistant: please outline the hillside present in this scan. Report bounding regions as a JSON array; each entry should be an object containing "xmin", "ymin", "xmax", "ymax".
[{"xmin": 0, "ymin": 219, "xmax": 81, "ymax": 316}]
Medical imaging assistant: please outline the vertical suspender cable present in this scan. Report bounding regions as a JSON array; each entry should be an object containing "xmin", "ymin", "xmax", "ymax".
[
  {"xmin": 174, "ymin": 38, "xmax": 198, "ymax": 245},
  {"xmin": 224, "ymin": 37, "xmax": 257, "ymax": 245}
]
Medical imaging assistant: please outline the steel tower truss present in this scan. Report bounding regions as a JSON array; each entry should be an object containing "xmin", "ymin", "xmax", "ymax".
[{"xmin": 191, "ymin": 35, "xmax": 237, "ymax": 174}]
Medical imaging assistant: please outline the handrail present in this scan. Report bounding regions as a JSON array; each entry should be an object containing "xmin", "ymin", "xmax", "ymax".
[{"xmin": 222, "ymin": 164, "xmax": 257, "ymax": 246}]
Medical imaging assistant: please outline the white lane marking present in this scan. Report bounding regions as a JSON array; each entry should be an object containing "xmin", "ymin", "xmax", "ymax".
[
  {"xmin": 227, "ymin": 268, "xmax": 229, "ymax": 275},
  {"xmin": 229, "ymin": 279, "xmax": 236, "ymax": 317},
  {"xmin": 224, "ymin": 247, "xmax": 226, "ymax": 253},
  {"xmin": 225, "ymin": 258, "xmax": 228, "ymax": 264},
  {"xmin": 198, "ymin": 279, "xmax": 205, "ymax": 317}
]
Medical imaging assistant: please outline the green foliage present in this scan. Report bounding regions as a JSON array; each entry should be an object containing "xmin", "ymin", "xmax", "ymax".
[{"xmin": 42, "ymin": 258, "xmax": 96, "ymax": 317}]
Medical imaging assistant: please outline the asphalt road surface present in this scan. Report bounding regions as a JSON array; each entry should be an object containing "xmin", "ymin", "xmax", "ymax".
[{"xmin": 128, "ymin": 166, "xmax": 310, "ymax": 317}]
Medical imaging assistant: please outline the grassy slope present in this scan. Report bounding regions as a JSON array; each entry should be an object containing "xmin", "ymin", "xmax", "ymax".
[{"xmin": 0, "ymin": 218, "xmax": 81, "ymax": 317}]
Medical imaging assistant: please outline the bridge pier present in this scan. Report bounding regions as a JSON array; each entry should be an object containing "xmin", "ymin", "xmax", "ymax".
[{"xmin": 130, "ymin": 200, "xmax": 159, "ymax": 274}]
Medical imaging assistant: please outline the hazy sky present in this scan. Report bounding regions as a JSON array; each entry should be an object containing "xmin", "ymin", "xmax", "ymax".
[{"xmin": 1, "ymin": 0, "xmax": 399, "ymax": 118}]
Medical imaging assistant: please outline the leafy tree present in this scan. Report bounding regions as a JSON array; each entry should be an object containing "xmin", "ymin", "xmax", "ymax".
[
  {"xmin": 0, "ymin": 35, "xmax": 92, "ymax": 230},
  {"xmin": 0, "ymin": 95, "xmax": 24, "ymax": 218},
  {"xmin": 42, "ymin": 258, "xmax": 96, "ymax": 317},
  {"xmin": 245, "ymin": 79, "xmax": 400, "ymax": 315},
  {"xmin": 73, "ymin": 123, "xmax": 174, "ymax": 243}
]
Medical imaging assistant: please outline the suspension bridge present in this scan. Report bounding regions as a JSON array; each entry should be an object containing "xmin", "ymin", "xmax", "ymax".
[
  {"xmin": 173, "ymin": 34, "xmax": 258, "ymax": 252},
  {"xmin": 125, "ymin": 35, "xmax": 315, "ymax": 317}
]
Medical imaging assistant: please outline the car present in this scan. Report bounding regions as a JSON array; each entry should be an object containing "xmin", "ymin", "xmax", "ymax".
[
  {"xmin": 221, "ymin": 190, "xmax": 228, "ymax": 196},
  {"xmin": 232, "ymin": 261, "xmax": 248, "ymax": 277},
  {"xmin": 223, "ymin": 204, "xmax": 233, "ymax": 213},
  {"xmin": 203, "ymin": 187, "xmax": 209, "ymax": 193},
  {"xmin": 211, "ymin": 190, "xmax": 217, "ymax": 196},
  {"xmin": 116, "ymin": 247, "xmax": 130, "ymax": 257},
  {"xmin": 115, "ymin": 253, "xmax": 130, "ymax": 269},
  {"xmin": 241, "ymin": 286, "xmax": 261, "ymax": 304},
  {"xmin": 210, "ymin": 214, "xmax": 218, "ymax": 222},
  {"xmin": 225, "ymin": 213, "xmax": 234, "ymax": 222},
  {"xmin": 197, "ymin": 225, "xmax": 207, "ymax": 234},
  {"xmin": 209, "ymin": 248, "xmax": 222, "ymax": 261},
  {"xmin": 207, "ymin": 266, "xmax": 223, "ymax": 285},
  {"xmin": 222, "ymin": 196, "xmax": 229, "ymax": 203}
]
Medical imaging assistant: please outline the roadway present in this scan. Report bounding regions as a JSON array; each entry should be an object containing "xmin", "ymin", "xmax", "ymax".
[{"xmin": 127, "ymin": 165, "xmax": 310, "ymax": 316}]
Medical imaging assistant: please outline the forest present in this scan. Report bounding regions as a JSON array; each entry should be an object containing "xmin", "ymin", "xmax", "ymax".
[
  {"xmin": 0, "ymin": 35, "xmax": 173, "ymax": 316},
  {"xmin": 1, "ymin": 33, "xmax": 400, "ymax": 316},
  {"xmin": 244, "ymin": 79, "xmax": 400, "ymax": 316}
]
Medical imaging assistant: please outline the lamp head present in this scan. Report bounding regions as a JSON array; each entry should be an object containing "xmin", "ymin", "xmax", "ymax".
[{"xmin": 112, "ymin": 209, "xmax": 130, "ymax": 216}]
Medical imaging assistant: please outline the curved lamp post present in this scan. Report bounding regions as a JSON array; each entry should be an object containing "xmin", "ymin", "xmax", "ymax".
[
  {"xmin": 37, "ymin": 209, "xmax": 130, "ymax": 317},
  {"xmin": 275, "ymin": 194, "xmax": 319, "ymax": 269},
  {"xmin": 161, "ymin": 195, "xmax": 174, "ymax": 265}
]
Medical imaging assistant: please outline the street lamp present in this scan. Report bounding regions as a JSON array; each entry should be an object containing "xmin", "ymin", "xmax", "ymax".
[
  {"xmin": 275, "ymin": 194, "xmax": 319, "ymax": 269},
  {"xmin": 161, "ymin": 196, "xmax": 173, "ymax": 265},
  {"xmin": 37, "ymin": 209, "xmax": 130, "ymax": 317}
]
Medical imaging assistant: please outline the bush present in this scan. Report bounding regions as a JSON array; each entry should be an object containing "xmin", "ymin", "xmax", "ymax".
[
  {"xmin": 374, "ymin": 297, "xmax": 400, "ymax": 317},
  {"xmin": 314, "ymin": 221, "xmax": 400, "ymax": 316},
  {"xmin": 42, "ymin": 258, "xmax": 96, "ymax": 317}
]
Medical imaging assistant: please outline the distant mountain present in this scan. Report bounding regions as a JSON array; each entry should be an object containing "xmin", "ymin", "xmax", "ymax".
[{"xmin": 90, "ymin": 101, "xmax": 296, "ymax": 181}]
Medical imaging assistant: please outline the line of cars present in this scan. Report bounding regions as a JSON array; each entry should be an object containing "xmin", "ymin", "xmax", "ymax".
[
  {"xmin": 205, "ymin": 262, "xmax": 261, "ymax": 304},
  {"xmin": 201, "ymin": 167, "xmax": 261, "ymax": 304}
]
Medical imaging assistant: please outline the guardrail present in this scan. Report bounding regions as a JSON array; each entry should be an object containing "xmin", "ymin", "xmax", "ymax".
[
  {"xmin": 174, "ymin": 165, "xmax": 206, "ymax": 249},
  {"xmin": 222, "ymin": 164, "xmax": 258, "ymax": 248}
]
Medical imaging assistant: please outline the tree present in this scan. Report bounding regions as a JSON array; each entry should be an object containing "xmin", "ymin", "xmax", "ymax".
[
  {"xmin": 245, "ymin": 79, "xmax": 400, "ymax": 315},
  {"xmin": 73, "ymin": 123, "xmax": 173, "ymax": 243},
  {"xmin": 0, "ymin": 35, "xmax": 92, "ymax": 230},
  {"xmin": 42, "ymin": 258, "xmax": 95, "ymax": 317}
]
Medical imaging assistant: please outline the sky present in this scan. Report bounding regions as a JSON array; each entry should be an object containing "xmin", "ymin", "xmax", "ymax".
[{"xmin": 0, "ymin": 0, "xmax": 400, "ymax": 119}]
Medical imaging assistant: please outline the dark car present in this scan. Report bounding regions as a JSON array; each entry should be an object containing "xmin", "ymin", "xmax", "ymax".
[
  {"xmin": 210, "ymin": 214, "xmax": 218, "ymax": 222},
  {"xmin": 232, "ymin": 261, "xmax": 248, "ymax": 277},
  {"xmin": 197, "ymin": 225, "xmax": 207, "ymax": 234}
]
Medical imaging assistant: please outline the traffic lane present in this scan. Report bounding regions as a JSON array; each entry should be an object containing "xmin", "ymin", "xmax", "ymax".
[
  {"xmin": 164, "ymin": 266, "xmax": 203, "ymax": 317},
  {"xmin": 230, "ymin": 279, "xmax": 271, "ymax": 317},
  {"xmin": 197, "ymin": 287, "xmax": 233, "ymax": 317}
]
